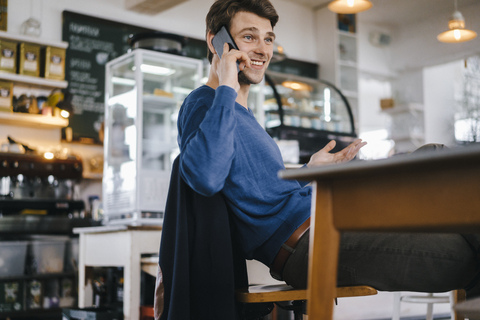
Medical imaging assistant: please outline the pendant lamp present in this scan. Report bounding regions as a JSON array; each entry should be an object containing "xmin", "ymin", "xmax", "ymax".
[
  {"xmin": 328, "ymin": 0, "xmax": 373, "ymax": 14},
  {"xmin": 437, "ymin": 0, "xmax": 477, "ymax": 43}
]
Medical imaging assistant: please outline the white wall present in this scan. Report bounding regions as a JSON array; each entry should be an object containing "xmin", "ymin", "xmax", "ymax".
[
  {"xmin": 423, "ymin": 60, "xmax": 463, "ymax": 146},
  {"xmin": 356, "ymin": 21, "xmax": 395, "ymax": 146},
  {"xmin": 358, "ymin": 77, "xmax": 390, "ymax": 132},
  {"xmin": 357, "ymin": 21, "xmax": 397, "ymax": 81},
  {"xmin": 391, "ymin": 69, "xmax": 424, "ymax": 104}
]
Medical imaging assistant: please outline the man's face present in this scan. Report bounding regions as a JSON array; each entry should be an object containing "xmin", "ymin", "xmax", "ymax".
[{"xmin": 229, "ymin": 11, "xmax": 275, "ymax": 85}]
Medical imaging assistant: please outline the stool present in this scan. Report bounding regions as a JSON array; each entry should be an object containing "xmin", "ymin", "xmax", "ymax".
[
  {"xmin": 392, "ymin": 290, "xmax": 466, "ymax": 320},
  {"xmin": 236, "ymin": 284, "xmax": 377, "ymax": 320}
]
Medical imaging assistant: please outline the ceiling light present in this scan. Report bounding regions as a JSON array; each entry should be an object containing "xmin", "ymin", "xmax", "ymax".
[
  {"xmin": 328, "ymin": 0, "xmax": 372, "ymax": 14},
  {"xmin": 437, "ymin": 0, "xmax": 477, "ymax": 43}
]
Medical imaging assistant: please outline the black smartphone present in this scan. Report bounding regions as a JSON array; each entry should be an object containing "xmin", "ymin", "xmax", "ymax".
[{"xmin": 212, "ymin": 26, "xmax": 240, "ymax": 72}]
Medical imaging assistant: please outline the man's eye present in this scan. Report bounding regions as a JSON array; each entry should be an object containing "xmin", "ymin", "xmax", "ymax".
[
  {"xmin": 244, "ymin": 35, "xmax": 252, "ymax": 40},
  {"xmin": 266, "ymin": 38, "xmax": 274, "ymax": 43}
]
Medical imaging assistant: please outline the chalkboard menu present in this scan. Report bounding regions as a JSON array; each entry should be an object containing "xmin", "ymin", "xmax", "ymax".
[{"xmin": 61, "ymin": 11, "xmax": 207, "ymax": 144}]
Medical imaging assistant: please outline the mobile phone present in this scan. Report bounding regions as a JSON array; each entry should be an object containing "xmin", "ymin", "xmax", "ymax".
[{"xmin": 212, "ymin": 26, "xmax": 240, "ymax": 72}]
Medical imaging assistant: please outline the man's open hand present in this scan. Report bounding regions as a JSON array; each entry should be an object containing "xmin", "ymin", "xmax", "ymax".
[{"xmin": 306, "ymin": 139, "xmax": 367, "ymax": 168}]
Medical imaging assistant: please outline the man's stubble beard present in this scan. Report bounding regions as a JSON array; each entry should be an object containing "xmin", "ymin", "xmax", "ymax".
[{"xmin": 238, "ymin": 70, "xmax": 263, "ymax": 85}]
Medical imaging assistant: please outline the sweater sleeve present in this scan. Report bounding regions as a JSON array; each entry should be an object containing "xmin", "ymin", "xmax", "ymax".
[{"xmin": 178, "ymin": 86, "xmax": 237, "ymax": 196}]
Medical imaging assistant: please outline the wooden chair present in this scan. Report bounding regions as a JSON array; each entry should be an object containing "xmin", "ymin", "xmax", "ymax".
[{"xmin": 236, "ymin": 284, "xmax": 377, "ymax": 320}]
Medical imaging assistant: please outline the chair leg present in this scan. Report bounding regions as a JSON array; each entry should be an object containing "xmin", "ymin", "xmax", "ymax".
[
  {"xmin": 292, "ymin": 300, "xmax": 304, "ymax": 320},
  {"xmin": 293, "ymin": 309, "xmax": 303, "ymax": 320},
  {"xmin": 425, "ymin": 293, "xmax": 434, "ymax": 320},
  {"xmin": 392, "ymin": 292, "xmax": 401, "ymax": 320},
  {"xmin": 450, "ymin": 290, "xmax": 456, "ymax": 320},
  {"xmin": 452, "ymin": 289, "xmax": 466, "ymax": 320}
]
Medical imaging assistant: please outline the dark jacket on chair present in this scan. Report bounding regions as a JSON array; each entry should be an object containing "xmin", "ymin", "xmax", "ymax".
[{"xmin": 157, "ymin": 156, "xmax": 259, "ymax": 320}]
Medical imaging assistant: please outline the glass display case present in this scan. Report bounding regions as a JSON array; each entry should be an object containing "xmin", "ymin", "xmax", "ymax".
[
  {"xmin": 256, "ymin": 70, "xmax": 357, "ymax": 164},
  {"xmin": 103, "ymin": 49, "xmax": 203, "ymax": 225}
]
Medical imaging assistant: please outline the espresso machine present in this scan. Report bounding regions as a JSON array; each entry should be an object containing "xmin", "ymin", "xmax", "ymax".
[{"xmin": 0, "ymin": 148, "xmax": 91, "ymax": 235}]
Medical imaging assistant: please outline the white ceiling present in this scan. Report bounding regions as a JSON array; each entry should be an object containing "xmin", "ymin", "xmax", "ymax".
[{"xmin": 286, "ymin": 0, "xmax": 480, "ymax": 27}]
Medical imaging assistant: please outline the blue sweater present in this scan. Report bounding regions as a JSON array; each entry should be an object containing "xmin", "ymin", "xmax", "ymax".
[{"xmin": 177, "ymin": 85, "xmax": 311, "ymax": 266}]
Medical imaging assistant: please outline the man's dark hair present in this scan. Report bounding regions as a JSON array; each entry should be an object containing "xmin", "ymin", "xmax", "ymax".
[{"xmin": 205, "ymin": 0, "xmax": 279, "ymax": 63}]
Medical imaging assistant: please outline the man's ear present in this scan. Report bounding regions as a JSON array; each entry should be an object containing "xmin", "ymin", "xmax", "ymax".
[{"xmin": 206, "ymin": 31, "xmax": 217, "ymax": 55}]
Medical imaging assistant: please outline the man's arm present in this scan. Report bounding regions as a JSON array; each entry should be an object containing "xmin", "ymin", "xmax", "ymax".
[{"xmin": 179, "ymin": 86, "xmax": 238, "ymax": 197}]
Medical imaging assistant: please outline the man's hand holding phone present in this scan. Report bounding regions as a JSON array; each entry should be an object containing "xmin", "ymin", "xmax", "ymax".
[
  {"xmin": 212, "ymin": 26, "xmax": 250, "ymax": 92},
  {"xmin": 216, "ymin": 43, "xmax": 250, "ymax": 92}
]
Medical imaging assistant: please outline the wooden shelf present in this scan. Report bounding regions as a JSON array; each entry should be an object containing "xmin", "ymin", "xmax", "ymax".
[
  {"xmin": 0, "ymin": 30, "xmax": 68, "ymax": 49},
  {"xmin": 0, "ymin": 271, "xmax": 76, "ymax": 282},
  {"xmin": 83, "ymin": 172, "xmax": 103, "ymax": 180},
  {"xmin": 337, "ymin": 29, "xmax": 357, "ymax": 38},
  {"xmin": 0, "ymin": 73, "xmax": 68, "ymax": 89},
  {"xmin": 338, "ymin": 60, "xmax": 357, "ymax": 68},
  {"xmin": 382, "ymin": 103, "xmax": 424, "ymax": 115},
  {"xmin": 0, "ymin": 307, "xmax": 64, "ymax": 318},
  {"xmin": 0, "ymin": 112, "xmax": 68, "ymax": 129}
]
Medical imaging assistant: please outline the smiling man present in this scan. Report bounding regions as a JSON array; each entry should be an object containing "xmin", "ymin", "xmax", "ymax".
[
  {"xmin": 174, "ymin": 0, "xmax": 480, "ymax": 303},
  {"xmin": 176, "ymin": 0, "xmax": 365, "ymax": 284}
]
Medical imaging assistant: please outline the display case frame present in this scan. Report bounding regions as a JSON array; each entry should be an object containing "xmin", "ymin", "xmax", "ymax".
[
  {"xmin": 103, "ymin": 49, "xmax": 203, "ymax": 225},
  {"xmin": 261, "ymin": 70, "xmax": 357, "ymax": 164}
]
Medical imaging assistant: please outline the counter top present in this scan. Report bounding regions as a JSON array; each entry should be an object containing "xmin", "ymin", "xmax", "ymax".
[{"xmin": 73, "ymin": 224, "xmax": 162, "ymax": 234}]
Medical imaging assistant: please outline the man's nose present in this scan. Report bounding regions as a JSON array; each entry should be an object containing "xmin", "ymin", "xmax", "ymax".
[{"xmin": 254, "ymin": 40, "xmax": 269, "ymax": 57}]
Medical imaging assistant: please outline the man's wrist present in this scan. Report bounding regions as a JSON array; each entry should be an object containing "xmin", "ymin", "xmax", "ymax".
[{"xmin": 217, "ymin": 85, "xmax": 238, "ymax": 96}]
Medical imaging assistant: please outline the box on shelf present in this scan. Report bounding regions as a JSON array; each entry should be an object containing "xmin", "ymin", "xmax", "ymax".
[
  {"xmin": 338, "ymin": 13, "xmax": 356, "ymax": 33},
  {"xmin": 0, "ymin": 280, "xmax": 24, "ymax": 312},
  {"xmin": 0, "ymin": 38, "xmax": 16, "ymax": 73},
  {"xmin": 380, "ymin": 98, "xmax": 395, "ymax": 110},
  {"xmin": 62, "ymin": 307, "xmax": 123, "ymax": 320},
  {"xmin": 0, "ymin": 79, "xmax": 12, "ymax": 112},
  {"xmin": 0, "ymin": 241, "xmax": 28, "ymax": 277},
  {"xmin": 18, "ymin": 42, "xmax": 41, "ymax": 77},
  {"xmin": 29, "ymin": 236, "xmax": 68, "ymax": 274},
  {"xmin": 41, "ymin": 46, "xmax": 65, "ymax": 80}
]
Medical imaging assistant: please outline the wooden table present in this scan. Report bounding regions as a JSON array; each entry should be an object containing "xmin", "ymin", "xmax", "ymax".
[
  {"xmin": 279, "ymin": 145, "xmax": 480, "ymax": 319},
  {"xmin": 73, "ymin": 225, "xmax": 162, "ymax": 320}
]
